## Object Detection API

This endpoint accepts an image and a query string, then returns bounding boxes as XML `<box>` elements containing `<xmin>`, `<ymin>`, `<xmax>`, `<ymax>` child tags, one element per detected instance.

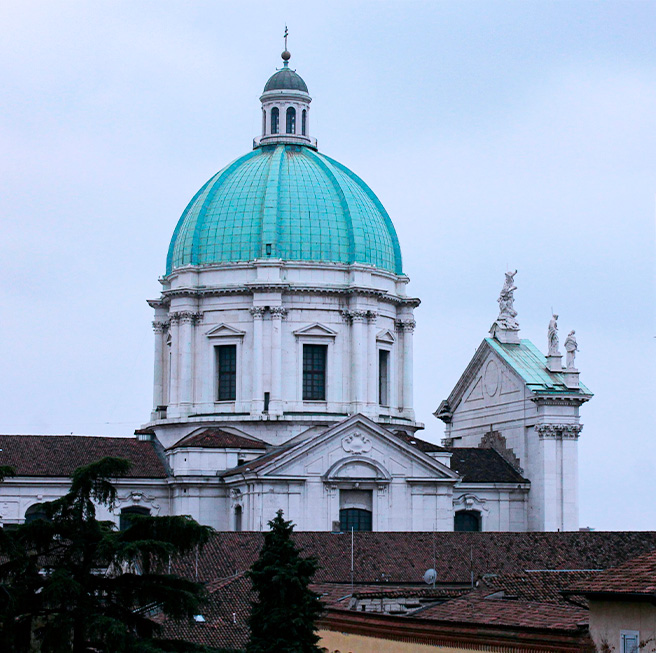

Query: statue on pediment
<box><xmin>564</xmin><ymin>330</ymin><xmax>578</xmax><ymax>369</ymax></box>
<box><xmin>548</xmin><ymin>314</ymin><xmax>560</xmax><ymax>356</ymax></box>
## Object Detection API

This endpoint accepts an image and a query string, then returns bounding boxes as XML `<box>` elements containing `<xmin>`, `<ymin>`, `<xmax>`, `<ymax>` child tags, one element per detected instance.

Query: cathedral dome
<box><xmin>263</xmin><ymin>67</ymin><xmax>308</xmax><ymax>93</ymax></box>
<box><xmin>166</xmin><ymin>144</ymin><xmax>403</xmax><ymax>275</ymax></box>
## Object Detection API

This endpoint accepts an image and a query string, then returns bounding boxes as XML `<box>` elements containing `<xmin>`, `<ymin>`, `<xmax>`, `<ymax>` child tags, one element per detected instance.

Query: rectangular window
<box><xmin>216</xmin><ymin>345</ymin><xmax>237</xmax><ymax>401</ymax></box>
<box><xmin>621</xmin><ymin>631</ymin><xmax>640</xmax><ymax>653</ymax></box>
<box><xmin>303</xmin><ymin>344</ymin><xmax>327</xmax><ymax>400</ymax></box>
<box><xmin>379</xmin><ymin>349</ymin><xmax>390</xmax><ymax>406</ymax></box>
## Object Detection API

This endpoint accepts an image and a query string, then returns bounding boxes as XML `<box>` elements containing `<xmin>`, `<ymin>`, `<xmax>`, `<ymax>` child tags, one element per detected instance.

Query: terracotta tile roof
<box><xmin>418</xmin><ymin>594</ymin><xmax>588</xmax><ymax>631</ymax></box>
<box><xmin>159</xmin><ymin>573</ymin><xmax>251</xmax><ymax>650</ymax></box>
<box><xmin>479</xmin><ymin>570</ymin><xmax>598</xmax><ymax>605</ymax></box>
<box><xmin>0</xmin><ymin>435</ymin><xmax>167</xmax><ymax>478</ymax></box>
<box><xmin>450</xmin><ymin>447</ymin><xmax>528</xmax><ymax>483</ymax></box>
<box><xmin>173</xmin><ymin>531</ymin><xmax>656</xmax><ymax>587</ymax></box>
<box><xmin>169</xmin><ymin>428</ymin><xmax>267</xmax><ymax>451</ymax></box>
<box><xmin>220</xmin><ymin>443</ymin><xmax>296</xmax><ymax>477</ymax></box>
<box><xmin>569</xmin><ymin>548</ymin><xmax>656</xmax><ymax>597</ymax></box>
<box><xmin>394</xmin><ymin>431</ymin><xmax>446</xmax><ymax>453</ymax></box>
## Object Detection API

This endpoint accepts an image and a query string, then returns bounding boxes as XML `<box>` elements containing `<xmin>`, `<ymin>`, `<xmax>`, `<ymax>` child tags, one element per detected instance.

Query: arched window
<box><xmin>262</xmin><ymin>109</ymin><xmax>266</xmax><ymax>135</ymax></box>
<box><xmin>339</xmin><ymin>508</ymin><xmax>372</xmax><ymax>532</ymax></box>
<box><xmin>120</xmin><ymin>505</ymin><xmax>150</xmax><ymax>531</ymax></box>
<box><xmin>301</xmin><ymin>109</ymin><xmax>307</xmax><ymax>136</ymax></box>
<box><xmin>234</xmin><ymin>505</ymin><xmax>242</xmax><ymax>532</ymax></box>
<box><xmin>286</xmin><ymin>107</ymin><xmax>296</xmax><ymax>134</ymax></box>
<box><xmin>454</xmin><ymin>510</ymin><xmax>481</xmax><ymax>532</ymax></box>
<box><xmin>25</xmin><ymin>503</ymin><xmax>48</xmax><ymax>524</ymax></box>
<box><xmin>271</xmin><ymin>107</ymin><xmax>279</xmax><ymax>134</ymax></box>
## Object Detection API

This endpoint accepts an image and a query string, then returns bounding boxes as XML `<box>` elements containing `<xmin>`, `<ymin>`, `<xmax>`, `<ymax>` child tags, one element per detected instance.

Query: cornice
<box><xmin>157</xmin><ymin>284</ymin><xmax>420</xmax><ymax>307</ymax></box>
<box><xmin>531</xmin><ymin>394</ymin><xmax>591</xmax><ymax>407</ymax></box>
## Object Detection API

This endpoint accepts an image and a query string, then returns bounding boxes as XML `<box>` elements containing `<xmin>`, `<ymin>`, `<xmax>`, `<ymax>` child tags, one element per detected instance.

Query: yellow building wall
<box><xmin>589</xmin><ymin>600</ymin><xmax>656</xmax><ymax>651</ymax></box>
<box><xmin>318</xmin><ymin>629</ymin><xmax>481</xmax><ymax>653</ymax></box>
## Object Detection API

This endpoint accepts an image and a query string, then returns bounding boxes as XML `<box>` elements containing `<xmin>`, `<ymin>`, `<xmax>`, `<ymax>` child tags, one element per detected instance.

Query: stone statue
<box><xmin>495</xmin><ymin>270</ymin><xmax>519</xmax><ymax>329</ymax></box>
<box><xmin>564</xmin><ymin>330</ymin><xmax>578</xmax><ymax>369</ymax></box>
<box><xmin>547</xmin><ymin>314</ymin><xmax>560</xmax><ymax>356</ymax></box>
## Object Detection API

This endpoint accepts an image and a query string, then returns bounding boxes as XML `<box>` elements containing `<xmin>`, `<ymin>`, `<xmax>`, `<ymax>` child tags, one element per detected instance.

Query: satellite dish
<box><xmin>423</xmin><ymin>568</ymin><xmax>437</xmax><ymax>585</ymax></box>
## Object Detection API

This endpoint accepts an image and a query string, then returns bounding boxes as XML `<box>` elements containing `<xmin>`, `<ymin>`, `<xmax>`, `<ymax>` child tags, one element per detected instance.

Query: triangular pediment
<box><xmin>293</xmin><ymin>323</ymin><xmax>338</xmax><ymax>338</ymax></box>
<box><xmin>242</xmin><ymin>415</ymin><xmax>459</xmax><ymax>482</ymax></box>
<box><xmin>376</xmin><ymin>329</ymin><xmax>396</xmax><ymax>344</ymax></box>
<box><xmin>205</xmin><ymin>323</ymin><xmax>246</xmax><ymax>338</ymax></box>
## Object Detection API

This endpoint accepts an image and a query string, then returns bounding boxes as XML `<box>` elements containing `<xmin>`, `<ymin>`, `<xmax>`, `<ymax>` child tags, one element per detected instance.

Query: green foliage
<box><xmin>246</xmin><ymin>510</ymin><xmax>323</xmax><ymax>653</ymax></box>
<box><xmin>0</xmin><ymin>456</ymin><xmax>216</xmax><ymax>653</ymax></box>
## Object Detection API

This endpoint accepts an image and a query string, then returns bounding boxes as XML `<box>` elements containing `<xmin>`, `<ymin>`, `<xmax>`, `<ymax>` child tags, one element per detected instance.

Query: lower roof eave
<box><xmin>319</xmin><ymin>609</ymin><xmax>590</xmax><ymax>651</ymax></box>
<box><xmin>456</xmin><ymin>481</ymin><xmax>531</xmax><ymax>491</ymax></box>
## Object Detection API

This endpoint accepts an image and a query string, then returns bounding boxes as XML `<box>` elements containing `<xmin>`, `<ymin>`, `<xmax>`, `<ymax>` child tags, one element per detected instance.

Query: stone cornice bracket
<box><xmin>269</xmin><ymin>306</ymin><xmax>288</xmax><ymax>320</ymax></box>
<box><xmin>152</xmin><ymin>320</ymin><xmax>168</xmax><ymax>333</ymax></box>
<box><xmin>531</xmin><ymin>395</ymin><xmax>591</xmax><ymax>407</ymax></box>
<box><xmin>395</xmin><ymin>319</ymin><xmax>416</xmax><ymax>333</ymax></box>
<box><xmin>249</xmin><ymin>306</ymin><xmax>266</xmax><ymax>319</ymax></box>
<box><xmin>535</xmin><ymin>423</ymin><xmax>583</xmax><ymax>439</ymax></box>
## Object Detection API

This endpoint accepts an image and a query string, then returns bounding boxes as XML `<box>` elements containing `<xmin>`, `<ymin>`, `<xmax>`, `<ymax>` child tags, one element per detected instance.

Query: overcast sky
<box><xmin>0</xmin><ymin>1</ymin><xmax>654</xmax><ymax>530</ymax></box>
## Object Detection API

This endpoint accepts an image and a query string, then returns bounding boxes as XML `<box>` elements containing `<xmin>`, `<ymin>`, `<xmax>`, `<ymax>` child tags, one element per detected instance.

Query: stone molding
<box><xmin>159</xmin><ymin>285</ymin><xmax>421</xmax><ymax>308</ymax></box>
<box><xmin>535</xmin><ymin>423</ymin><xmax>583</xmax><ymax>439</ymax></box>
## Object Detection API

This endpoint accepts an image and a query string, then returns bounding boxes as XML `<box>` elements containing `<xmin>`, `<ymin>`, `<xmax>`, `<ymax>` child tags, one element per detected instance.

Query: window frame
<box><xmin>286</xmin><ymin>106</ymin><xmax>296</xmax><ymax>134</ymax></box>
<box><xmin>621</xmin><ymin>631</ymin><xmax>641</xmax><ymax>653</ymax></box>
<box><xmin>302</xmin><ymin>343</ymin><xmax>327</xmax><ymax>401</ymax></box>
<box><xmin>378</xmin><ymin>348</ymin><xmax>391</xmax><ymax>406</ymax></box>
<box><xmin>216</xmin><ymin>344</ymin><xmax>237</xmax><ymax>402</ymax></box>
<box><xmin>301</xmin><ymin>109</ymin><xmax>307</xmax><ymax>136</ymax></box>
<box><xmin>119</xmin><ymin>505</ymin><xmax>150</xmax><ymax>531</ymax></box>
<box><xmin>339</xmin><ymin>508</ymin><xmax>373</xmax><ymax>532</ymax></box>
<box><xmin>454</xmin><ymin>510</ymin><xmax>482</xmax><ymax>532</ymax></box>
<box><xmin>271</xmin><ymin>107</ymin><xmax>279</xmax><ymax>134</ymax></box>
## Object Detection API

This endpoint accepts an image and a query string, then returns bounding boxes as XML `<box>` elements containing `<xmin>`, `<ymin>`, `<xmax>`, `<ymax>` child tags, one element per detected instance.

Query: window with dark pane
<box><xmin>271</xmin><ymin>107</ymin><xmax>279</xmax><ymax>134</ymax></box>
<box><xmin>301</xmin><ymin>109</ymin><xmax>307</xmax><ymax>135</ymax></box>
<box><xmin>217</xmin><ymin>344</ymin><xmax>237</xmax><ymax>401</ymax></box>
<box><xmin>286</xmin><ymin>107</ymin><xmax>296</xmax><ymax>134</ymax></box>
<box><xmin>25</xmin><ymin>503</ymin><xmax>49</xmax><ymax>524</ymax></box>
<box><xmin>120</xmin><ymin>506</ymin><xmax>150</xmax><ymax>531</ymax></box>
<box><xmin>454</xmin><ymin>510</ymin><xmax>481</xmax><ymax>532</ymax></box>
<box><xmin>339</xmin><ymin>508</ymin><xmax>372</xmax><ymax>532</ymax></box>
<box><xmin>303</xmin><ymin>344</ymin><xmax>327</xmax><ymax>400</ymax></box>
<box><xmin>262</xmin><ymin>109</ymin><xmax>266</xmax><ymax>134</ymax></box>
<box><xmin>379</xmin><ymin>349</ymin><xmax>390</xmax><ymax>406</ymax></box>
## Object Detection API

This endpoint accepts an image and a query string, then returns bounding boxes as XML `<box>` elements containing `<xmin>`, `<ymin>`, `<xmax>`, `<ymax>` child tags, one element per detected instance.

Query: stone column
<box><xmin>151</xmin><ymin>321</ymin><xmax>167</xmax><ymax>416</ymax></box>
<box><xmin>350</xmin><ymin>310</ymin><xmax>368</xmax><ymax>413</ymax></box>
<box><xmin>367</xmin><ymin>311</ymin><xmax>378</xmax><ymax>413</ymax></box>
<box><xmin>168</xmin><ymin>314</ymin><xmax>180</xmax><ymax>414</ymax></box>
<box><xmin>250</xmin><ymin>307</ymin><xmax>266</xmax><ymax>415</ymax></box>
<box><xmin>397</xmin><ymin>319</ymin><xmax>416</xmax><ymax>417</ymax></box>
<box><xmin>178</xmin><ymin>312</ymin><xmax>195</xmax><ymax>415</ymax></box>
<box><xmin>269</xmin><ymin>306</ymin><xmax>287</xmax><ymax>416</ymax></box>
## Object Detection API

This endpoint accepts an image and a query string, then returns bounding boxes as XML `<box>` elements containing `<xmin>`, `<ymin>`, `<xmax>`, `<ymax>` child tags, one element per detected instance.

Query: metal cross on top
<box><xmin>284</xmin><ymin>25</ymin><xmax>288</xmax><ymax>50</ymax></box>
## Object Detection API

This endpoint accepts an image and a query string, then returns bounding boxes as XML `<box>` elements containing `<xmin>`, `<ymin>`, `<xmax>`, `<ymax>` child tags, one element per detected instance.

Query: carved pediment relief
<box><xmin>324</xmin><ymin>457</ymin><xmax>391</xmax><ymax>482</ymax></box>
<box><xmin>205</xmin><ymin>323</ymin><xmax>246</xmax><ymax>338</ymax></box>
<box><xmin>293</xmin><ymin>323</ymin><xmax>338</xmax><ymax>338</ymax></box>
<box><xmin>465</xmin><ymin>377</ymin><xmax>484</xmax><ymax>402</ymax></box>
<box><xmin>341</xmin><ymin>432</ymin><xmax>372</xmax><ymax>454</ymax></box>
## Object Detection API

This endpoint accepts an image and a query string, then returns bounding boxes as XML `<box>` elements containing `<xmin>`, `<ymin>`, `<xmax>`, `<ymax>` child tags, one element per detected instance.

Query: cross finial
<box><xmin>281</xmin><ymin>25</ymin><xmax>291</xmax><ymax>65</ymax></box>
<box><xmin>284</xmin><ymin>25</ymin><xmax>288</xmax><ymax>50</ymax></box>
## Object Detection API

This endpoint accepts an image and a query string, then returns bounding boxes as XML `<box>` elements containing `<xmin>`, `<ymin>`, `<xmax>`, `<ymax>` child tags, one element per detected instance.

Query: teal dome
<box><xmin>263</xmin><ymin>67</ymin><xmax>308</xmax><ymax>93</ymax></box>
<box><xmin>166</xmin><ymin>144</ymin><xmax>403</xmax><ymax>275</ymax></box>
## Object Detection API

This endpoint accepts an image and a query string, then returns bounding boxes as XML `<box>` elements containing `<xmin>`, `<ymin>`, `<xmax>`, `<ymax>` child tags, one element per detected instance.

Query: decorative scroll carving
<box><xmin>249</xmin><ymin>307</ymin><xmax>266</xmax><ymax>318</ymax></box>
<box><xmin>341</xmin><ymin>432</ymin><xmax>373</xmax><ymax>454</ymax></box>
<box><xmin>152</xmin><ymin>321</ymin><xmax>168</xmax><ymax>333</ymax></box>
<box><xmin>170</xmin><ymin>311</ymin><xmax>202</xmax><ymax>325</ymax></box>
<box><xmin>535</xmin><ymin>423</ymin><xmax>583</xmax><ymax>439</ymax></box>
<box><xmin>269</xmin><ymin>306</ymin><xmax>288</xmax><ymax>319</ymax></box>
<box><xmin>395</xmin><ymin>319</ymin><xmax>416</xmax><ymax>333</ymax></box>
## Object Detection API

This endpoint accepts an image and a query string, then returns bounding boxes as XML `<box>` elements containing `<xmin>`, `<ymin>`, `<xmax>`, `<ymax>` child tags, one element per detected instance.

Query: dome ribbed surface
<box><xmin>166</xmin><ymin>145</ymin><xmax>403</xmax><ymax>275</ymax></box>
<box><xmin>263</xmin><ymin>67</ymin><xmax>309</xmax><ymax>93</ymax></box>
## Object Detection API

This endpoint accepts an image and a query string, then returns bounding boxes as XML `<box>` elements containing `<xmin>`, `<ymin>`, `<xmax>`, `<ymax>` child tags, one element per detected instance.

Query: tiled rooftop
<box><xmin>169</xmin><ymin>428</ymin><xmax>267</xmax><ymax>451</ymax></box>
<box><xmin>449</xmin><ymin>447</ymin><xmax>528</xmax><ymax>484</ymax></box>
<box><xmin>0</xmin><ymin>435</ymin><xmax>167</xmax><ymax>478</ymax></box>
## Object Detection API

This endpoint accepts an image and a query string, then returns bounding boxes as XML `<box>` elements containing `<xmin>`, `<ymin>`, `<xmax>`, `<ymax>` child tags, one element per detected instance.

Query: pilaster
<box><xmin>250</xmin><ymin>307</ymin><xmax>266</xmax><ymax>415</ymax></box>
<box><xmin>396</xmin><ymin>318</ymin><xmax>416</xmax><ymax>418</ymax></box>
<box><xmin>269</xmin><ymin>306</ymin><xmax>287</xmax><ymax>416</ymax></box>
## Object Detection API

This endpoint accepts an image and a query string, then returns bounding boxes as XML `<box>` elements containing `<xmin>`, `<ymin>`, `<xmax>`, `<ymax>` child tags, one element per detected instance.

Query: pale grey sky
<box><xmin>0</xmin><ymin>1</ymin><xmax>654</xmax><ymax>530</ymax></box>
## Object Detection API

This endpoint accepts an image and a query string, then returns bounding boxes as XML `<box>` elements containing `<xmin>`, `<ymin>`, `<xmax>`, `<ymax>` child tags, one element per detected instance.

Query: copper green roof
<box><xmin>263</xmin><ymin>66</ymin><xmax>308</xmax><ymax>93</ymax></box>
<box><xmin>166</xmin><ymin>144</ymin><xmax>403</xmax><ymax>275</ymax></box>
<box><xmin>485</xmin><ymin>338</ymin><xmax>592</xmax><ymax>395</ymax></box>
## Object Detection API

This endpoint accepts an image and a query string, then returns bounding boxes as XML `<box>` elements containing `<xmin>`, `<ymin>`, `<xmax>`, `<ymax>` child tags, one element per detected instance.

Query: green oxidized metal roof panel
<box><xmin>263</xmin><ymin>68</ymin><xmax>309</xmax><ymax>93</ymax></box>
<box><xmin>166</xmin><ymin>144</ymin><xmax>403</xmax><ymax>275</ymax></box>
<box><xmin>485</xmin><ymin>338</ymin><xmax>592</xmax><ymax>395</ymax></box>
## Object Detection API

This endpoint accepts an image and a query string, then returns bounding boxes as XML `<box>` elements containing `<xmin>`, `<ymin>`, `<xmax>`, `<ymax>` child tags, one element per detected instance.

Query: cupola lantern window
<box><xmin>271</xmin><ymin>107</ymin><xmax>279</xmax><ymax>134</ymax></box>
<box><xmin>286</xmin><ymin>107</ymin><xmax>296</xmax><ymax>134</ymax></box>
<box><xmin>301</xmin><ymin>109</ymin><xmax>307</xmax><ymax>136</ymax></box>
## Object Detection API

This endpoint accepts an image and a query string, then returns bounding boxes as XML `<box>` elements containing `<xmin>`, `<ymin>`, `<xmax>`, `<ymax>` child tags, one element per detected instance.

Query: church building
<box><xmin>0</xmin><ymin>48</ymin><xmax>591</xmax><ymax>534</ymax></box>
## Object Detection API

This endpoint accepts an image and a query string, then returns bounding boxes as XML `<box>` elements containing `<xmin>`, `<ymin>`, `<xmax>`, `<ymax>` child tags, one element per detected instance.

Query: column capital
<box><xmin>249</xmin><ymin>306</ymin><xmax>266</xmax><ymax>319</ymax></box>
<box><xmin>366</xmin><ymin>310</ymin><xmax>378</xmax><ymax>322</ymax></box>
<box><xmin>171</xmin><ymin>311</ymin><xmax>202</xmax><ymax>325</ymax></box>
<box><xmin>349</xmin><ymin>309</ymin><xmax>369</xmax><ymax>323</ymax></box>
<box><xmin>395</xmin><ymin>318</ymin><xmax>416</xmax><ymax>332</ymax></box>
<box><xmin>270</xmin><ymin>306</ymin><xmax>288</xmax><ymax>320</ymax></box>
<box><xmin>535</xmin><ymin>423</ymin><xmax>583</xmax><ymax>439</ymax></box>
<box><xmin>152</xmin><ymin>320</ymin><xmax>168</xmax><ymax>334</ymax></box>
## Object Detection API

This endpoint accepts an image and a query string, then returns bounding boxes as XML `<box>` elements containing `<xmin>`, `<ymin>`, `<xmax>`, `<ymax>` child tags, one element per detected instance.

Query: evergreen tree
<box><xmin>0</xmin><ymin>456</ymin><xmax>216</xmax><ymax>653</ymax></box>
<box><xmin>246</xmin><ymin>510</ymin><xmax>323</xmax><ymax>653</ymax></box>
